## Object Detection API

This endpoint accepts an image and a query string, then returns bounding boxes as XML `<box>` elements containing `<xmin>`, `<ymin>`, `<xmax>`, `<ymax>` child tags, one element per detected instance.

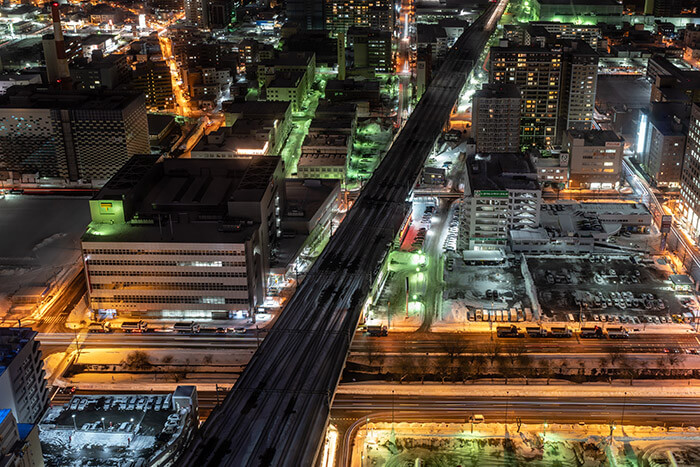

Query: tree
<box><xmin>363</xmin><ymin>339</ymin><xmax>380</xmax><ymax>366</ymax></box>
<box><xmin>486</xmin><ymin>341</ymin><xmax>502</xmax><ymax>365</ymax></box>
<box><xmin>537</xmin><ymin>359</ymin><xmax>553</xmax><ymax>385</ymax></box>
<box><xmin>161</xmin><ymin>355</ymin><xmax>174</xmax><ymax>365</ymax></box>
<box><xmin>435</xmin><ymin>356</ymin><xmax>453</xmax><ymax>383</ymax></box>
<box><xmin>203</xmin><ymin>354</ymin><xmax>213</xmax><ymax>364</ymax></box>
<box><xmin>124</xmin><ymin>351</ymin><xmax>150</xmax><ymax>370</ymax></box>
<box><xmin>397</xmin><ymin>355</ymin><xmax>416</xmax><ymax>383</ymax></box>
<box><xmin>439</xmin><ymin>333</ymin><xmax>468</xmax><ymax>363</ymax></box>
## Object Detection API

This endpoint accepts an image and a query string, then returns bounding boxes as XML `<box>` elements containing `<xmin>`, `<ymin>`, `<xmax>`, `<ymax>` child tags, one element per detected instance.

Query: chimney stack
<box><xmin>49</xmin><ymin>2</ymin><xmax>70</xmax><ymax>82</ymax></box>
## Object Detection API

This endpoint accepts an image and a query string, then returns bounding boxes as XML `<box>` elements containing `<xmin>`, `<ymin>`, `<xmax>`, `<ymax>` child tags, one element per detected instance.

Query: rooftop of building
<box><xmin>315</xmin><ymin>100</ymin><xmax>357</xmax><ymax>117</ymax></box>
<box><xmin>566</xmin><ymin>129</ymin><xmax>624</xmax><ymax>146</ymax></box>
<box><xmin>325</xmin><ymin>79</ymin><xmax>380</xmax><ymax>92</ymax></box>
<box><xmin>40</xmin><ymin>389</ymin><xmax>195</xmax><ymax>467</ymax></box>
<box><xmin>84</xmin><ymin>155</ymin><xmax>281</xmax><ymax>244</ymax></box>
<box><xmin>222</xmin><ymin>100</ymin><xmax>291</xmax><ymax>117</ymax></box>
<box><xmin>538</xmin><ymin>201</ymin><xmax>650</xmax><ymax>239</ymax></box>
<box><xmin>268</xmin><ymin>72</ymin><xmax>304</xmax><ymax>88</ymax></box>
<box><xmin>0</xmin><ymin>85</ymin><xmax>142</xmax><ymax>111</ymax></box>
<box><xmin>82</xmin><ymin>34</ymin><xmax>116</xmax><ymax>46</ymax></box>
<box><xmin>0</xmin><ymin>328</ymin><xmax>37</xmax><ymax>377</ymax></box>
<box><xmin>298</xmin><ymin>153</ymin><xmax>347</xmax><ymax>167</ymax></box>
<box><xmin>283</xmin><ymin>179</ymin><xmax>340</xmax><ymax>222</ymax></box>
<box><xmin>261</xmin><ymin>51</ymin><xmax>314</xmax><ymax>67</ymax></box>
<box><xmin>303</xmin><ymin>134</ymin><xmax>348</xmax><ymax>147</ymax></box>
<box><xmin>466</xmin><ymin>153</ymin><xmax>539</xmax><ymax>192</ymax></box>
<box><xmin>0</xmin><ymin>72</ymin><xmax>42</xmax><ymax>82</ymax></box>
<box><xmin>647</xmin><ymin>102</ymin><xmax>689</xmax><ymax>136</ymax></box>
<box><xmin>474</xmin><ymin>83</ymin><xmax>521</xmax><ymax>100</ymax></box>
<box><xmin>536</xmin><ymin>0</ymin><xmax>620</xmax><ymax>5</ymax></box>
<box><xmin>147</xmin><ymin>114</ymin><xmax>176</xmax><ymax>136</ymax></box>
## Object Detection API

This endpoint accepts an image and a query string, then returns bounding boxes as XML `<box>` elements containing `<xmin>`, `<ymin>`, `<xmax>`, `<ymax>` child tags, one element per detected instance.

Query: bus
<box><xmin>580</xmin><ymin>325</ymin><xmax>604</xmax><ymax>338</ymax></box>
<box><xmin>606</xmin><ymin>326</ymin><xmax>629</xmax><ymax>339</ymax></box>
<box><xmin>496</xmin><ymin>325</ymin><xmax>521</xmax><ymax>337</ymax></box>
<box><xmin>548</xmin><ymin>326</ymin><xmax>572</xmax><ymax>338</ymax></box>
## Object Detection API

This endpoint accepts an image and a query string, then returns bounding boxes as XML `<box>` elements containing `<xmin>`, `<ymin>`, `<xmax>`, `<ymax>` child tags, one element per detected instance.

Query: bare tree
<box><xmin>537</xmin><ymin>359</ymin><xmax>553</xmax><ymax>385</ymax></box>
<box><xmin>363</xmin><ymin>339</ymin><xmax>380</xmax><ymax>366</ymax></box>
<box><xmin>123</xmin><ymin>351</ymin><xmax>150</xmax><ymax>370</ymax></box>
<box><xmin>486</xmin><ymin>341</ymin><xmax>502</xmax><ymax>365</ymax></box>
<box><xmin>397</xmin><ymin>355</ymin><xmax>416</xmax><ymax>383</ymax></box>
<box><xmin>435</xmin><ymin>356</ymin><xmax>453</xmax><ymax>383</ymax></box>
<box><xmin>439</xmin><ymin>333</ymin><xmax>468</xmax><ymax>363</ymax></box>
<box><xmin>161</xmin><ymin>354</ymin><xmax>174</xmax><ymax>365</ymax></box>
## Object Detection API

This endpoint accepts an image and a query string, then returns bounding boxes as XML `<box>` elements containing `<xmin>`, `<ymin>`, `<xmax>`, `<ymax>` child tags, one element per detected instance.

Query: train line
<box><xmin>177</xmin><ymin>2</ymin><xmax>508</xmax><ymax>465</ymax></box>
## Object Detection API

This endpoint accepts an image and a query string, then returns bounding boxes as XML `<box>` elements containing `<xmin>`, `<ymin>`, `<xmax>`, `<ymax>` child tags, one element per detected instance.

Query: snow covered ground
<box><xmin>0</xmin><ymin>195</ymin><xmax>90</xmax><ymax>317</ymax></box>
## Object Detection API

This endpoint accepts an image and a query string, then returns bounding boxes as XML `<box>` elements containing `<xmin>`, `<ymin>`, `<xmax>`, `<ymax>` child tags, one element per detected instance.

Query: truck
<box><xmin>121</xmin><ymin>320</ymin><xmax>148</xmax><ymax>333</ymax></box>
<box><xmin>173</xmin><ymin>322</ymin><xmax>201</xmax><ymax>334</ymax></box>
<box><xmin>526</xmin><ymin>326</ymin><xmax>546</xmax><ymax>337</ymax></box>
<box><xmin>606</xmin><ymin>326</ymin><xmax>629</xmax><ymax>339</ymax></box>
<box><xmin>548</xmin><ymin>326</ymin><xmax>572</xmax><ymax>338</ymax></box>
<box><xmin>580</xmin><ymin>325</ymin><xmax>604</xmax><ymax>338</ymax></box>
<box><xmin>88</xmin><ymin>322</ymin><xmax>112</xmax><ymax>333</ymax></box>
<box><xmin>365</xmin><ymin>321</ymin><xmax>388</xmax><ymax>337</ymax></box>
<box><xmin>496</xmin><ymin>325</ymin><xmax>521</xmax><ymax>338</ymax></box>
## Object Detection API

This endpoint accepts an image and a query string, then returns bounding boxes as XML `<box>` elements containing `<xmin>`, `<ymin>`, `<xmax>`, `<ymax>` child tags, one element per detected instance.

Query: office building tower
<box><xmin>0</xmin><ymin>86</ymin><xmax>149</xmax><ymax>182</ymax></box>
<box><xmin>472</xmin><ymin>83</ymin><xmax>521</xmax><ymax>153</ymax></box>
<box><xmin>564</xmin><ymin>129</ymin><xmax>624</xmax><ymax>189</ymax></box>
<box><xmin>0</xmin><ymin>328</ymin><xmax>49</xmax><ymax>425</ymax></box>
<box><xmin>637</xmin><ymin>103</ymin><xmax>688</xmax><ymax>188</ymax></box>
<box><xmin>459</xmin><ymin>153</ymin><xmax>541</xmax><ymax>251</ymax></box>
<box><xmin>679</xmin><ymin>103</ymin><xmax>700</xmax><ymax>239</ymax></box>
<box><xmin>557</xmin><ymin>41</ymin><xmax>598</xmax><ymax>137</ymax></box>
<box><xmin>82</xmin><ymin>155</ymin><xmax>283</xmax><ymax>320</ymax></box>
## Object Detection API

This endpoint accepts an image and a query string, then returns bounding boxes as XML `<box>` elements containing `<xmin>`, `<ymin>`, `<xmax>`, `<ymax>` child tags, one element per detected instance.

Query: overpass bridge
<box><xmin>176</xmin><ymin>2</ymin><xmax>508</xmax><ymax>465</ymax></box>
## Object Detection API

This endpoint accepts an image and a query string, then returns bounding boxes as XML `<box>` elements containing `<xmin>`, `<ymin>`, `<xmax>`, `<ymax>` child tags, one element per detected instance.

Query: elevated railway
<box><xmin>177</xmin><ymin>2</ymin><xmax>508</xmax><ymax>465</ymax></box>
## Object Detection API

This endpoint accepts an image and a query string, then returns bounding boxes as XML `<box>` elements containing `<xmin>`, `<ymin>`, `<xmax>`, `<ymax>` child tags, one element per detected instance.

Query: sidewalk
<box><xmin>336</xmin><ymin>380</ymin><xmax>700</xmax><ymax>398</ymax></box>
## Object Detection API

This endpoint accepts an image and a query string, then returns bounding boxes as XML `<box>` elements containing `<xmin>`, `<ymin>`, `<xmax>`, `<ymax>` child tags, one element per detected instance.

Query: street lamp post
<box><xmin>101</xmin><ymin>417</ymin><xmax>106</xmax><ymax>431</ymax></box>
<box><xmin>72</xmin><ymin>414</ymin><xmax>77</xmax><ymax>431</ymax></box>
<box><xmin>620</xmin><ymin>391</ymin><xmax>627</xmax><ymax>436</ymax></box>
<box><xmin>504</xmin><ymin>391</ymin><xmax>509</xmax><ymax>433</ymax></box>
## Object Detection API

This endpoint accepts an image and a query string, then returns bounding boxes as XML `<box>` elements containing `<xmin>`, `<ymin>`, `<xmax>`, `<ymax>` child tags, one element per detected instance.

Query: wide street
<box><xmin>36</xmin><ymin>329</ymin><xmax>700</xmax><ymax>357</ymax></box>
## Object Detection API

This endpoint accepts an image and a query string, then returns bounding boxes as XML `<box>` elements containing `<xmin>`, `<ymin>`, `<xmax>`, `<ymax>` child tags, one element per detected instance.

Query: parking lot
<box><xmin>530</xmin><ymin>256</ymin><xmax>696</xmax><ymax>324</ymax></box>
<box><xmin>443</xmin><ymin>256</ymin><xmax>531</xmax><ymax>316</ymax></box>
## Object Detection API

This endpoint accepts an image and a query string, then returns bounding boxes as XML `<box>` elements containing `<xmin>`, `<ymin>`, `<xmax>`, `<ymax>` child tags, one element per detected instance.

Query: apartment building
<box><xmin>0</xmin><ymin>328</ymin><xmax>49</xmax><ymax>425</ymax></box>
<box><xmin>679</xmin><ymin>103</ymin><xmax>700</xmax><ymax>240</ymax></box>
<box><xmin>472</xmin><ymin>83</ymin><xmax>521</xmax><ymax>153</ymax></box>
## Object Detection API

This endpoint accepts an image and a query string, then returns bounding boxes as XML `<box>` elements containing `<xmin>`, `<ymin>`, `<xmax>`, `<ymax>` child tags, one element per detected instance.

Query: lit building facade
<box><xmin>679</xmin><ymin>103</ymin><xmax>700</xmax><ymax>239</ymax></box>
<box><xmin>472</xmin><ymin>83</ymin><xmax>521</xmax><ymax>153</ymax></box>
<box><xmin>564</xmin><ymin>129</ymin><xmax>624</xmax><ymax>189</ymax></box>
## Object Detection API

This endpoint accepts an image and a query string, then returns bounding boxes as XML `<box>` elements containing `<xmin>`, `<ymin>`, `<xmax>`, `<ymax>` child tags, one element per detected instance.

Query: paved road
<box><xmin>35</xmin><ymin>270</ymin><xmax>86</xmax><ymax>334</ymax></box>
<box><xmin>52</xmin><ymin>389</ymin><xmax>699</xmax><ymax>428</ymax></box>
<box><xmin>36</xmin><ymin>329</ymin><xmax>700</xmax><ymax>358</ymax></box>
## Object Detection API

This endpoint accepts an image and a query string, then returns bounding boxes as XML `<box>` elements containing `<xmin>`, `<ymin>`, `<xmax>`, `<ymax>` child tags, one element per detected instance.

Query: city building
<box><xmin>0</xmin><ymin>328</ymin><xmax>49</xmax><ymax>425</ymax></box>
<box><xmin>533</xmin><ymin>0</ymin><xmax>623</xmax><ymax>22</ymax></box>
<box><xmin>458</xmin><ymin>153</ymin><xmax>541</xmax><ymax>251</ymax></box>
<box><xmin>490</xmin><ymin>40</ymin><xmax>598</xmax><ymax>147</ymax></box>
<box><xmin>297</xmin><ymin>153</ymin><xmax>347</xmax><ymax>179</ymax></box>
<box><xmin>0</xmin><ymin>409</ymin><xmax>43</xmax><ymax>467</ymax></box>
<box><xmin>0</xmin><ymin>73</ymin><xmax>41</xmax><ymax>95</ymax></box>
<box><xmin>71</xmin><ymin>54</ymin><xmax>130</xmax><ymax>91</ymax></box>
<box><xmin>82</xmin><ymin>154</ymin><xmax>283</xmax><ymax>319</ymax></box>
<box><xmin>286</xmin><ymin>0</ymin><xmax>325</xmax><ymax>30</ymax></box>
<box><xmin>346</xmin><ymin>27</ymin><xmax>392</xmax><ymax>73</ymax></box>
<box><xmin>472</xmin><ymin>83</ymin><xmax>521</xmax><ymax>153</ymax></box>
<box><xmin>679</xmin><ymin>103</ymin><xmax>700</xmax><ymax>240</ymax></box>
<box><xmin>131</xmin><ymin>60</ymin><xmax>174</xmax><ymax>110</ymax></box>
<box><xmin>647</xmin><ymin>55</ymin><xmax>700</xmax><ymax>104</ymax></box>
<box><xmin>185</xmin><ymin>0</ymin><xmax>209</xmax><ymax>28</ymax></box>
<box><xmin>527</xmin><ymin>22</ymin><xmax>600</xmax><ymax>49</ymax></box>
<box><xmin>511</xmin><ymin>201</ymin><xmax>652</xmax><ymax>254</ymax></box>
<box><xmin>0</xmin><ymin>86</ymin><xmax>149</xmax><ymax>183</ymax></box>
<box><xmin>39</xmin><ymin>386</ymin><xmax>197</xmax><ymax>466</ymax></box>
<box><xmin>148</xmin><ymin>114</ymin><xmax>178</xmax><ymax>147</ymax></box>
<box><xmin>264</xmin><ymin>72</ymin><xmax>305</xmax><ymax>111</ymax></box>
<box><xmin>221</xmin><ymin>101</ymin><xmax>292</xmax><ymax>152</ymax></box>
<box><xmin>191</xmin><ymin>119</ymin><xmax>275</xmax><ymax>157</ymax></box>
<box><xmin>637</xmin><ymin>102</ymin><xmax>688</xmax><ymax>188</ymax></box>
<box><xmin>532</xmin><ymin>150</ymin><xmax>569</xmax><ymax>185</ymax></box>
<box><xmin>323</xmin><ymin>0</ymin><xmax>394</xmax><ymax>35</ymax></box>
<box><xmin>81</xmin><ymin>34</ymin><xmax>117</xmax><ymax>59</ymax></box>
<box><xmin>564</xmin><ymin>129</ymin><xmax>624</xmax><ymax>189</ymax></box>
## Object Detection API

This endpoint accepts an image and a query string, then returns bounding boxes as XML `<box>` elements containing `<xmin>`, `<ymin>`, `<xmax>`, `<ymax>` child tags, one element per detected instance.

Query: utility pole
<box><xmin>504</xmin><ymin>391</ymin><xmax>509</xmax><ymax>436</ymax></box>
<box><xmin>620</xmin><ymin>391</ymin><xmax>627</xmax><ymax>436</ymax></box>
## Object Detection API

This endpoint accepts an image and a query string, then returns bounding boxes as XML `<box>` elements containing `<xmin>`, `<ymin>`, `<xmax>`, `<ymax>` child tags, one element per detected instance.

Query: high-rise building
<box><xmin>0</xmin><ymin>328</ymin><xmax>49</xmax><ymax>425</ymax></box>
<box><xmin>346</xmin><ymin>27</ymin><xmax>392</xmax><ymax>73</ymax></box>
<box><xmin>472</xmin><ymin>83</ymin><xmax>521</xmax><ymax>153</ymax></box>
<box><xmin>564</xmin><ymin>129</ymin><xmax>624</xmax><ymax>189</ymax></box>
<box><xmin>527</xmin><ymin>22</ymin><xmax>600</xmax><ymax>49</ymax></box>
<box><xmin>324</xmin><ymin>0</ymin><xmax>394</xmax><ymax>35</ymax></box>
<box><xmin>131</xmin><ymin>60</ymin><xmax>174</xmax><ymax>110</ymax></box>
<box><xmin>490</xmin><ymin>40</ymin><xmax>598</xmax><ymax>148</ymax></box>
<box><xmin>82</xmin><ymin>155</ymin><xmax>283</xmax><ymax>320</ymax></box>
<box><xmin>0</xmin><ymin>86</ymin><xmax>149</xmax><ymax>182</ymax></box>
<box><xmin>637</xmin><ymin>102</ymin><xmax>688</xmax><ymax>188</ymax></box>
<box><xmin>458</xmin><ymin>153</ymin><xmax>541</xmax><ymax>251</ymax></box>
<box><xmin>185</xmin><ymin>0</ymin><xmax>209</xmax><ymax>28</ymax></box>
<box><xmin>679</xmin><ymin>104</ymin><xmax>700</xmax><ymax>239</ymax></box>
<box><xmin>286</xmin><ymin>0</ymin><xmax>324</xmax><ymax>30</ymax></box>
<box><xmin>557</xmin><ymin>40</ymin><xmax>598</xmax><ymax>138</ymax></box>
<box><xmin>490</xmin><ymin>45</ymin><xmax>562</xmax><ymax>147</ymax></box>
<box><xmin>0</xmin><ymin>409</ymin><xmax>43</xmax><ymax>467</ymax></box>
